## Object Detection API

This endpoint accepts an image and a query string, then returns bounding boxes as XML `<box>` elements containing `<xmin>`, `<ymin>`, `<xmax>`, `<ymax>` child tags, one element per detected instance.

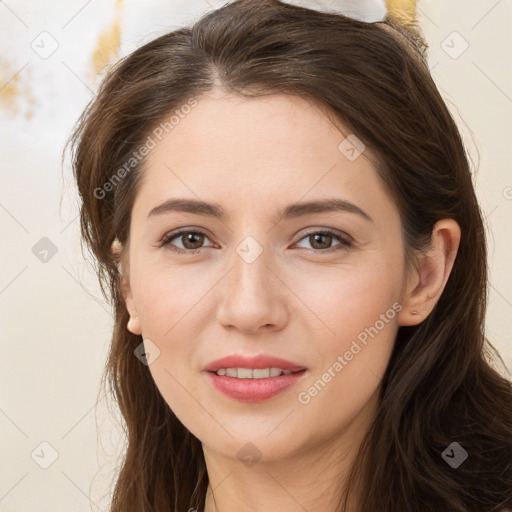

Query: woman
<box><xmin>66</xmin><ymin>0</ymin><xmax>512</xmax><ymax>510</ymax></box>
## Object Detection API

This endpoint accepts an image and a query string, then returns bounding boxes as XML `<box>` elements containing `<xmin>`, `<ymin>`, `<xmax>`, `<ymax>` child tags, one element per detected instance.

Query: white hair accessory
<box><xmin>279</xmin><ymin>0</ymin><xmax>387</xmax><ymax>23</ymax></box>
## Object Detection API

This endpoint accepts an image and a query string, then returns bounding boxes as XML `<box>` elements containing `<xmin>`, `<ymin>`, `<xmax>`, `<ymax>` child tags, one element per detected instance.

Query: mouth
<box><xmin>203</xmin><ymin>354</ymin><xmax>308</xmax><ymax>402</ymax></box>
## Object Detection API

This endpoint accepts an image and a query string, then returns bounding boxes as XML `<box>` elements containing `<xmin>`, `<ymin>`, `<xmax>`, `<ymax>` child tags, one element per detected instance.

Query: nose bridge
<box><xmin>216</xmin><ymin>231</ymin><xmax>287</xmax><ymax>332</ymax></box>
<box><xmin>230</xmin><ymin>233</ymin><xmax>276</xmax><ymax>303</ymax></box>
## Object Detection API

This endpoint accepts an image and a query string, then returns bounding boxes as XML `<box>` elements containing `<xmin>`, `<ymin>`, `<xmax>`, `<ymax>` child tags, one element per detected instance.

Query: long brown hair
<box><xmin>65</xmin><ymin>1</ymin><xmax>512</xmax><ymax>510</ymax></box>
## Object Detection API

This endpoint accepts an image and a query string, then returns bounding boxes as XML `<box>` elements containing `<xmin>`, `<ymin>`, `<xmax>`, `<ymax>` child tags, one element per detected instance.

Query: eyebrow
<box><xmin>147</xmin><ymin>198</ymin><xmax>374</xmax><ymax>223</ymax></box>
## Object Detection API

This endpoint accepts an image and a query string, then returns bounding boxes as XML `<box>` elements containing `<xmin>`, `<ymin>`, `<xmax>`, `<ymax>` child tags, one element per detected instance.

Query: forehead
<box><xmin>153</xmin><ymin>92</ymin><xmax>354</xmax><ymax>163</ymax></box>
<box><xmin>132</xmin><ymin>92</ymin><xmax>395</xmax><ymax>223</ymax></box>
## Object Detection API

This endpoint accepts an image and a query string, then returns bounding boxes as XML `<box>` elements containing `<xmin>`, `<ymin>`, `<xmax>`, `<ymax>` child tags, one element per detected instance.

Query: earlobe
<box><xmin>124</xmin><ymin>284</ymin><xmax>142</xmax><ymax>335</ymax></box>
<box><xmin>127</xmin><ymin>316</ymin><xmax>142</xmax><ymax>335</ymax></box>
<box><xmin>398</xmin><ymin>219</ymin><xmax>461</xmax><ymax>326</ymax></box>
<box><xmin>111</xmin><ymin>238</ymin><xmax>142</xmax><ymax>335</ymax></box>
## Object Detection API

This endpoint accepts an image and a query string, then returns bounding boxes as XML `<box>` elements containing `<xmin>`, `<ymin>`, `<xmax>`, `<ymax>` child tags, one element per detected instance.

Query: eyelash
<box><xmin>160</xmin><ymin>228</ymin><xmax>353</xmax><ymax>254</ymax></box>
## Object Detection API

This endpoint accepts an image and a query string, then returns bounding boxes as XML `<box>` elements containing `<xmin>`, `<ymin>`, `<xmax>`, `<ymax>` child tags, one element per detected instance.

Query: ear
<box><xmin>111</xmin><ymin>239</ymin><xmax>142</xmax><ymax>335</ymax></box>
<box><xmin>398</xmin><ymin>219</ymin><xmax>461</xmax><ymax>326</ymax></box>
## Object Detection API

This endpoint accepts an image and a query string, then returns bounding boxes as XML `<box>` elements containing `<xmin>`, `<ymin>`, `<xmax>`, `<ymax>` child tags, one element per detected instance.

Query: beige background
<box><xmin>1</xmin><ymin>0</ymin><xmax>510</xmax><ymax>510</ymax></box>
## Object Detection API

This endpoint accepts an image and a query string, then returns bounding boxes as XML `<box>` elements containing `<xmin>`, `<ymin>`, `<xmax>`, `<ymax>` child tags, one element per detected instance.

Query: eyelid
<box><xmin>296</xmin><ymin>227</ymin><xmax>353</xmax><ymax>243</ymax></box>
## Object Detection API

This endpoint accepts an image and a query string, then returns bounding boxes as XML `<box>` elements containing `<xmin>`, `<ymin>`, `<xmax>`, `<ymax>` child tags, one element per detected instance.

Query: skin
<box><xmin>115</xmin><ymin>90</ymin><xmax>460</xmax><ymax>512</ymax></box>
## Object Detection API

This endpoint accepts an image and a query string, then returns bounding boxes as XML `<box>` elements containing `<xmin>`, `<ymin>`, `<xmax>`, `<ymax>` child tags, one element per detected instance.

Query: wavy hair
<box><xmin>65</xmin><ymin>1</ymin><xmax>512</xmax><ymax>510</ymax></box>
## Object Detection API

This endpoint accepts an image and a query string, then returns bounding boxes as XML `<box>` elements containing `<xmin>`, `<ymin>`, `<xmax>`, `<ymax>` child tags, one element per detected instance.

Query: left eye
<box><xmin>295</xmin><ymin>231</ymin><xmax>352</xmax><ymax>251</ymax></box>
<box><xmin>161</xmin><ymin>229</ymin><xmax>352</xmax><ymax>253</ymax></box>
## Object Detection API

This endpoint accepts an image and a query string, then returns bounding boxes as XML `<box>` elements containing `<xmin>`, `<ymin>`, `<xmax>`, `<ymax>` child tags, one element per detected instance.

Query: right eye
<box><xmin>161</xmin><ymin>229</ymin><xmax>215</xmax><ymax>254</ymax></box>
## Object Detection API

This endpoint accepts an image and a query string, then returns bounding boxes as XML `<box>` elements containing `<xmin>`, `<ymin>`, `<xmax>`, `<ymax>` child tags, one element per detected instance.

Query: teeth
<box><xmin>253</xmin><ymin>368</ymin><xmax>270</xmax><ymax>378</ymax></box>
<box><xmin>237</xmin><ymin>368</ymin><xmax>253</xmax><ymax>379</ymax></box>
<box><xmin>215</xmin><ymin>367</ymin><xmax>293</xmax><ymax>378</ymax></box>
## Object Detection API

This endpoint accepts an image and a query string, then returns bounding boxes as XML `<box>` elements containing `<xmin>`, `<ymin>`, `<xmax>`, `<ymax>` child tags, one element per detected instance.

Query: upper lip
<box><xmin>203</xmin><ymin>354</ymin><xmax>306</xmax><ymax>373</ymax></box>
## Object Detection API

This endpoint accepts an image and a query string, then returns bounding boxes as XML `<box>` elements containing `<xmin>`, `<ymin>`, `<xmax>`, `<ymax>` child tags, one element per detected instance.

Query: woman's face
<box><xmin>122</xmin><ymin>91</ymin><xmax>412</xmax><ymax>462</ymax></box>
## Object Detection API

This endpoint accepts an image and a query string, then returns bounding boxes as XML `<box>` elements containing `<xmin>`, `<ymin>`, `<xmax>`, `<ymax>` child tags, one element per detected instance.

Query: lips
<box><xmin>206</xmin><ymin>370</ymin><xmax>307</xmax><ymax>402</ymax></box>
<box><xmin>203</xmin><ymin>354</ymin><xmax>306</xmax><ymax>373</ymax></box>
<box><xmin>203</xmin><ymin>354</ymin><xmax>308</xmax><ymax>402</ymax></box>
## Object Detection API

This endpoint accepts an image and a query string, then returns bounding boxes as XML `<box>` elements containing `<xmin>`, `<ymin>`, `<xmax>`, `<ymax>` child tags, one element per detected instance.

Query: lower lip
<box><xmin>205</xmin><ymin>370</ymin><xmax>307</xmax><ymax>402</ymax></box>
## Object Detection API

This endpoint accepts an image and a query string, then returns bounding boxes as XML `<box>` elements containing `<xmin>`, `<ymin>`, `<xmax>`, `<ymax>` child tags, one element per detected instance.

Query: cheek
<box><xmin>131</xmin><ymin>263</ymin><xmax>223</xmax><ymax>397</ymax></box>
<box><xmin>288</xmin><ymin>265</ymin><xmax>401</xmax><ymax>445</ymax></box>
<box><xmin>286</xmin><ymin>256</ymin><xmax>403</xmax><ymax>410</ymax></box>
<box><xmin>134</xmin><ymin>264</ymin><xmax>215</xmax><ymax>340</ymax></box>
<box><xmin>132</xmin><ymin>269</ymin><xmax>212</xmax><ymax>431</ymax></box>
<box><xmin>288</xmin><ymin>255</ymin><xmax>404</xmax><ymax>348</ymax></box>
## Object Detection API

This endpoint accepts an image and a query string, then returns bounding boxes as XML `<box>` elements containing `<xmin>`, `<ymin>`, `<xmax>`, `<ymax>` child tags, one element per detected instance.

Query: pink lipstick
<box><xmin>203</xmin><ymin>354</ymin><xmax>307</xmax><ymax>402</ymax></box>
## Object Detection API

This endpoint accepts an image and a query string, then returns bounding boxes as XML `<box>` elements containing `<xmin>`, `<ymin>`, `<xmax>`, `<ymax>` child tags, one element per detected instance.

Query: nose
<box><xmin>216</xmin><ymin>243</ymin><xmax>289</xmax><ymax>335</ymax></box>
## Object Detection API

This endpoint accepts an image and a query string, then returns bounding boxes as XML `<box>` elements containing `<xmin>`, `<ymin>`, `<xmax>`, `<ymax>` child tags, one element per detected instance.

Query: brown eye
<box><xmin>295</xmin><ymin>230</ymin><xmax>352</xmax><ymax>252</ymax></box>
<box><xmin>309</xmin><ymin>233</ymin><xmax>333</xmax><ymax>250</ymax></box>
<box><xmin>161</xmin><ymin>230</ymin><xmax>214</xmax><ymax>253</ymax></box>
<box><xmin>181</xmin><ymin>232</ymin><xmax>205</xmax><ymax>250</ymax></box>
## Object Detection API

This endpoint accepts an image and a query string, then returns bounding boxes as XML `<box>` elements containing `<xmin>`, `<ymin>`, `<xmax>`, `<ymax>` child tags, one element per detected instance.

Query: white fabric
<box><xmin>279</xmin><ymin>0</ymin><xmax>387</xmax><ymax>22</ymax></box>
